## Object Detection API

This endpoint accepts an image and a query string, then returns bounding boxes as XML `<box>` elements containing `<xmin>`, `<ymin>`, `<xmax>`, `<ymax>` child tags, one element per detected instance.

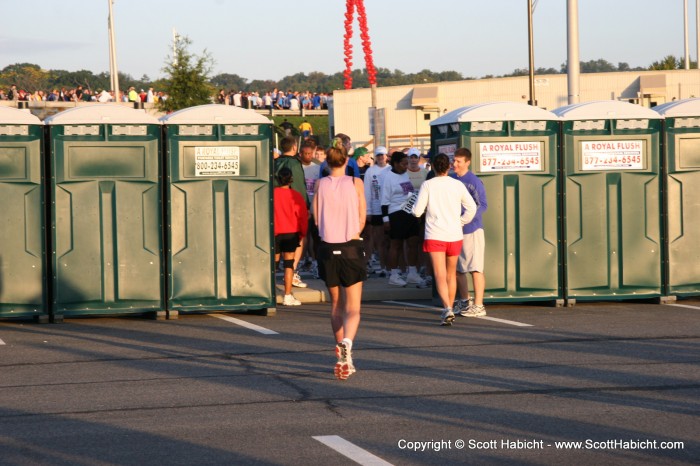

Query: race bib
<box><xmin>401</xmin><ymin>192</ymin><xmax>419</xmax><ymax>214</ymax></box>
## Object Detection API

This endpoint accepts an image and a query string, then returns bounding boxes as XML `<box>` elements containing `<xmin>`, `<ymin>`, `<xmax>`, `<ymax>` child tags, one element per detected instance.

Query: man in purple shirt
<box><xmin>451</xmin><ymin>148</ymin><xmax>488</xmax><ymax>317</ymax></box>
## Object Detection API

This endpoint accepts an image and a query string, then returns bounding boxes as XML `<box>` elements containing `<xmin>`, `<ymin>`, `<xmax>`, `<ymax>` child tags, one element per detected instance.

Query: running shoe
<box><xmin>282</xmin><ymin>294</ymin><xmax>302</xmax><ymax>306</ymax></box>
<box><xmin>455</xmin><ymin>298</ymin><xmax>474</xmax><ymax>316</ymax></box>
<box><xmin>461</xmin><ymin>304</ymin><xmax>486</xmax><ymax>317</ymax></box>
<box><xmin>440</xmin><ymin>309</ymin><xmax>455</xmax><ymax>326</ymax></box>
<box><xmin>292</xmin><ymin>273</ymin><xmax>308</xmax><ymax>288</ymax></box>
<box><xmin>388</xmin><ymin>273</ymin><xmax>407</xmax><ymax>287</ymax></box>
<box><xmin>334</xmin><ymin>342</ymin><xmax>356</xmax><ymax>380</ymax></box>
<box><xmin>406</xmin><ymin>272</ymin><xmax>428</xmax><ymax>288</ymax></box>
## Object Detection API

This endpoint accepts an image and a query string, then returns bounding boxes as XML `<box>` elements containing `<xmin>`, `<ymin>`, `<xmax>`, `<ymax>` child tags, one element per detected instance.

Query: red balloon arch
<box><xmin>343</xmin><ymin>0</ymin><xmax>377</xmax><ymax>89</ymax></box>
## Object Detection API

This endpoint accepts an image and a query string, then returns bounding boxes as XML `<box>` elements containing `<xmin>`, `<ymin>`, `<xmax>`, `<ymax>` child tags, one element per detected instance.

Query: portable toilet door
<box><xmin>45</xmin><ymin>105</ymin><xmax>164</xmax><ymax>320</ymax></box>
<box><xmin>0</xmin><ymin>107</ymin><xmax>48</xmax><ymax>321</ymax></box>
<box><xmin>160</xmin><ymin>105</ymin><xmax>276</xmax><ymax>317</ymax></box>
<box><xmin>554</xmin><ymin>100</ymin><xmax>665</xmax><ymax>304</ymax></box>
<box><xmin>654</xmin><ymin>98</ymin><xmax>700</xmax><ymax>298</ymax></box>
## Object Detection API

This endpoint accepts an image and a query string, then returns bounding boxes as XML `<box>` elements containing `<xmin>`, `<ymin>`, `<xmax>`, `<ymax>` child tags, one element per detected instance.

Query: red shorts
<box><xmin>423</xmin><ymin>239</ymin><xmax>462</xmax><ymax>256</ymax></box>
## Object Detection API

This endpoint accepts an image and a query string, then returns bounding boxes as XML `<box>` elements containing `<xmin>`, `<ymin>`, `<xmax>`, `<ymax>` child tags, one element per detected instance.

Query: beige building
<box><xmin>330</xmin><ymin>69</ymin><xmax>700</xmax><ymax>152</ymax></box>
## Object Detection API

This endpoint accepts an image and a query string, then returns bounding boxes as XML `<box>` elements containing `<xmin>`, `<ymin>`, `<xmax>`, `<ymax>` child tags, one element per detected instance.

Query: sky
<box><xmin>0</xmin><ymin>0</ymin><xmax>695</xmax><ymax>83</ymax></box>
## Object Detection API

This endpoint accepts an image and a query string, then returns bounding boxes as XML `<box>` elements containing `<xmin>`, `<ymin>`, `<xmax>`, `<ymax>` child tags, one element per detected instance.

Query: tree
<box><xmin>160</xmin><ymin>36</ymin><xmax>215</xmax><ymax>112</ymax></box>
<box><xmin>0</xmin><ymin>63</ymin><xmax>49</xmax><ymax>92</ymax></box>
<box><xmin>210</xmin><ymin>73</ymin><xmax>248</xmax><ymax>91</ymax></box>
<box><xmin>650</xmin><ymin>55</ymin><xmax>680</xmax><ymax>70</ymax></box>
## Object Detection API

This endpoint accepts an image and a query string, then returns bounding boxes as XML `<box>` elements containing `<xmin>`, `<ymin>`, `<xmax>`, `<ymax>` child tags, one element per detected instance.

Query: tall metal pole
<box><xmin>371</xmin><ymin>84</ymin><xmax>379</xmax><ymax>148</ymax></box>
<box><xmin>696</xmin><ymin>0</ymin><xmax>699</xmax><ymax>68</ymax></box>
<box><xmin>108</xmin><ymin>0</ymin><xmax>120</xmax><ymax>102</ymax></box>
<box><xmin>684</xmin><ymin>0</ymin><xmax>690</xmax><ymax>69</ymax></box>
<box><xmin>527</xmin><ymin>0</ymin><xmax>536</xmax><ymax>106</ymax></box>
<box><xmin>567</xmin><ymin>0</ymin><xmax>580</xmax><ymax>104</ymax></box>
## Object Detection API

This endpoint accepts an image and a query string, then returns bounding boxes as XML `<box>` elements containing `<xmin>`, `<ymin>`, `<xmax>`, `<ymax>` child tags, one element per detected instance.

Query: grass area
<box><xmin>270</xmin><ymin>115</ymin><xmax>330</xmax><ymax>148</ymax></box>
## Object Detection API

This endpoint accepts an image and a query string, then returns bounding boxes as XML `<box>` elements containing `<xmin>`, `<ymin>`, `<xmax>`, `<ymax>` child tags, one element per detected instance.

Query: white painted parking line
<box><xmin>383</xmin><ymin>300</ymin><xmax>441</xmax><ymax>310</ymax></box>
<box><xmin>210</xmin><ymin>314</ymin><xmax>279</xmax><ymax>335</ymax></box>
<box><xmin>478</xmin><ymin>316</ymin><xmax>533</xmax><ymax>327</ymax></box>
<box><xmin>668</xmin><ymin>303</ymin><xmax>700</xmax><ymax>310</ymax></box>
<box><xmin>313</xmin><ymin>435</ymin><xmax>393</xmax><ymax>466</ymax></box>
<box><xmin>383</xmin><ymin>300</ymin><xmax>533</xmax><ymax>327</ymax></box>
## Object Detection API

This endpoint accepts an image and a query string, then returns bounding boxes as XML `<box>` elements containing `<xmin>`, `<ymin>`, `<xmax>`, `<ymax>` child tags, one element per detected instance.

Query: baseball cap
<box><xmin>352</xmin><ymin>147</ymin><xmax>369</xmax><ymax>160</ymax></box>
<box><xmin>407</xmin><ymin>147</ymin><xmax>421</xmax><ymax>157</ymax></box>
<box><xmin>374</xmin><ymin>146</ymin><xmax>388</xmax><ymax>156</ymax></box>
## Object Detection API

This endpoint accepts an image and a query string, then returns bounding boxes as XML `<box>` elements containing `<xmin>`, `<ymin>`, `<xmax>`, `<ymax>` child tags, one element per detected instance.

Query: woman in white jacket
<box><xmin>411</xmin><ymin>153</ymin><xmax>477</xmax><ymax>326</ymax></box>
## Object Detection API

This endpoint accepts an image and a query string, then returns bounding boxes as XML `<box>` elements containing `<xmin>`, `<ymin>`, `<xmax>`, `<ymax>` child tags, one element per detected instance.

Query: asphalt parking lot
<box><xmin>1</xmin><ymin>298</ymin><xmax>698</xmax><ymax>465</ymax></box>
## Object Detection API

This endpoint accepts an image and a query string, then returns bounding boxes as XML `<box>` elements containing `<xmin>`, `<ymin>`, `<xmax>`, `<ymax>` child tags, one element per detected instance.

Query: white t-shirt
<box><xmin>302</xmin><ymin>162</ymin><xmax>321</xmax><ymax>205</ymax></box>
<box><xmin>363</xmin><ymin>164</ymin><xmax>390</xmax><ymax>215</ymax></box>
<box><xmin>407</xmin><ymin>167</ymin><xmax>429</xmax><ymax>191</ymax></box>
<box><xmin>381</xmin><ymin>171</ymin><xmax>415</xmax><ymax>215</ymax></box>
<box><xmin>411</xmin><ymin>175</ymin><xmax>477</xmax><ymax>242</ymax></box>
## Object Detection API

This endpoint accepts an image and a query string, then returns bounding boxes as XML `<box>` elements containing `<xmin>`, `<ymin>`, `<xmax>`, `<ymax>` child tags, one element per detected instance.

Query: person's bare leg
<box><xmin>472</xmin><ymin>271</ymin><xmax>485</xmax><ymax>306</ymax></box>
<box><xmin>456</xmin><ymin>272</ymin><xmax>471</xmax><ymax>301</ymax></box>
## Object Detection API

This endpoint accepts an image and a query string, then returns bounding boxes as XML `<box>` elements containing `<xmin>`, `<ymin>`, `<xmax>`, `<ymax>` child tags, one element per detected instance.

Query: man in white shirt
<box><xmin>363</xmin><ymin>146</ymin><xmax>391</xmax><ymax>276</ymax></box>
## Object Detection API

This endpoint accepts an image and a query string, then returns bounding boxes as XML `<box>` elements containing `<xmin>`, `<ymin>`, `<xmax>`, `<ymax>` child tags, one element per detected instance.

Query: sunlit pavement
<box><xmin>0</xmin><ymin>298</ymin><xmax>698</xmax><ymax>465</ymax></box>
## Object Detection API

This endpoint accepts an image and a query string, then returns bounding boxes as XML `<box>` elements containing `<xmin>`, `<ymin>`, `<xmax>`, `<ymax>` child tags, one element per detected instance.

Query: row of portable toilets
<box><xmin>0</xmin><ymin>104</ymin><xmax>275</xmax><ymax>322</ymax></box>
<box><xmin>0</xmin><ymin>99</ymin><xmax>699</xmax><ymax>322</ymax></box>
<box><xmin>431</xmin><ymin>99</ymin><xmax>700</xmax><ymax>307</ymax></box>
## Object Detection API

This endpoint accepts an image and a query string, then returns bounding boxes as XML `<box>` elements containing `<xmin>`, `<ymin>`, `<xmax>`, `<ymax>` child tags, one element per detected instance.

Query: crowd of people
<box><xmin>1</xmin><ymin>84</ymin><xmax>329</xmax><ymax>111</ymax></box>
<box><xmin>217</xmin><ymin>89</ymin><xmax>330</xmax><ymax>110</ymax></box>
<box><xmin>0</xmin><ymin>84</ymin><xmax>169</xmax><ymax>104</ymax></box>
<box><xmin>272</xmin><ymin>133</ymin><xmax>489</xmax><ymax>380</ymax></box>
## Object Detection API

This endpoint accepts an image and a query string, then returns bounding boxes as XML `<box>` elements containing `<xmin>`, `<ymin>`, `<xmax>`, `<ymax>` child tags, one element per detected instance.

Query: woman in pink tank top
<box><xmin>313</xmin><ymin>139</ymin><xmax>366</xmax><ymax>380</ymax></box>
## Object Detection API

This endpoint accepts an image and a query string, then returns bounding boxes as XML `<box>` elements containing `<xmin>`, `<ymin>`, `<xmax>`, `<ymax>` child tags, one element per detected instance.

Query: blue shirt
<box><xmin>451</xmin><ymin>170</ymin><xmax>487</xmax><ymax>234</ymax></box>
<box><xmin>319</xmin><ymin>158</ymin><xmax>361</xmax><ymax>178</ymax></box>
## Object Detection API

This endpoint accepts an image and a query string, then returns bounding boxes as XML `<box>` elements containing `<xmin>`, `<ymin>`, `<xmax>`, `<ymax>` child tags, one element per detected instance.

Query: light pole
<box><xmin>108</xmin><ymin>0</ymin><xmax>120</xmax><ymax>102</ymax></box>
<box><xmin>527</xmin><ymin>0</ymin><xmax>536</xmax><ymax>106</ymax></box>
<box><xmin>684</xmin><ymin>0</ymin><xmax>690</xmax><ymax>69</ymax></box>
<box><xmin>567</xmin><ymin>0</ymin><xmax>580</xmax><ymax>104</ymax></box>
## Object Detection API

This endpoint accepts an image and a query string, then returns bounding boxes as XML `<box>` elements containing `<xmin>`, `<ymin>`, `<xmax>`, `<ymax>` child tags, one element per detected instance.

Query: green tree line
<box><xmin>1</xmin><ymin>55</ymin><xmax>692</xmax><ymax>96</ymax></box>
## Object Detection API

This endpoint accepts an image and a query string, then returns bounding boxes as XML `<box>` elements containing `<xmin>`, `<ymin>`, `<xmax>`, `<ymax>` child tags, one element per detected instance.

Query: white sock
<box><xmin>391</xmin><ymin>268</ymin><xmax>401</xmax><ymax>276</ymax></box>
<box><xmin>341</xmin><ymin>338</ymin><xmax>353</xmax><ymax>350</ymax></box>
<box><xmin>408</xmin><ymin>266</ymin><xmax>418</xmax><ymax>275</ymax></box>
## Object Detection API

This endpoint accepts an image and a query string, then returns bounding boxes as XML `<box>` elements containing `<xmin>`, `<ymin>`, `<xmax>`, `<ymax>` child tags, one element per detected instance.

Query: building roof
<box><xmin>553</xmin><ymin>100</ymin><xmax>662</xmax><ymax>120</ymax></box>
<box><xmin>44</xmin><ymin>104</ymin><xmax>160</xmax><ymax>125</ymax></box>
<box><xmin>431</xmin><ymin>101</ymin><xmax>559</xmax><ymax>125</ymax></box>
<box><xmin>160</xmin><ymin>104</ymin><xmax>271</xmax><ymax>124</ymax></box>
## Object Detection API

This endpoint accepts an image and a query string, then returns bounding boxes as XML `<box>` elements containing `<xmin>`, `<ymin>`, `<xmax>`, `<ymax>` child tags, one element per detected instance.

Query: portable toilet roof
<box><xmin>0</xmin><ymin>106</ymin><xmax>43</xmax><ymax>124</ymax></box>
<box><xmin>160</xmin><ymin>104</ymin><xmax>271</xmax><ymax>124</ymax></box>
<box><xmin>651</xmin><ymin>97</ymin><xmax>700</xmax><ymax>117</ymax></box>
<box><xmin>553</xmin><ymin>100</ymin><xmax>662</xmax><ymax>120</ymax></box>
<box><xmin>431</xmin><ymin>101</ymin><xmax>559</xmax><ymax>126</ymax></box>
<box><xmin>44</xmin><ymin>104</ymin><xmax>160</xmax><ymax>125</ymax></box>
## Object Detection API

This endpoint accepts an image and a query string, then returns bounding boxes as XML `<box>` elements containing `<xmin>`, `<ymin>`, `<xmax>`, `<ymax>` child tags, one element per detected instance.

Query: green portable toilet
<box><xmin>554</xmin><ymin>100</ymin><xmax>664</xmax><ymax>304</ymax></box>
<box><xmin>431</xmin><ymin>102</ymin><xmax>563</xmax><ymax>305</ymax></box>
<box><xmin>160</xmin><ymin>105</ymin><xmax>275</xmax><ymax>317</ymax></box>
<box><xmin>45</xmin><ymin>105</ymin><xmax>163</xmax><ymax>320</ymax></box>
<box><xmin>653</xmin><ymin>98</ymin><xmax>700</xmax><ymax>298</ymax></box>
<box><xmin>0</xmin><ymin>107</ymin><xmax>48</xmax><ymax>321</ymax></box>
